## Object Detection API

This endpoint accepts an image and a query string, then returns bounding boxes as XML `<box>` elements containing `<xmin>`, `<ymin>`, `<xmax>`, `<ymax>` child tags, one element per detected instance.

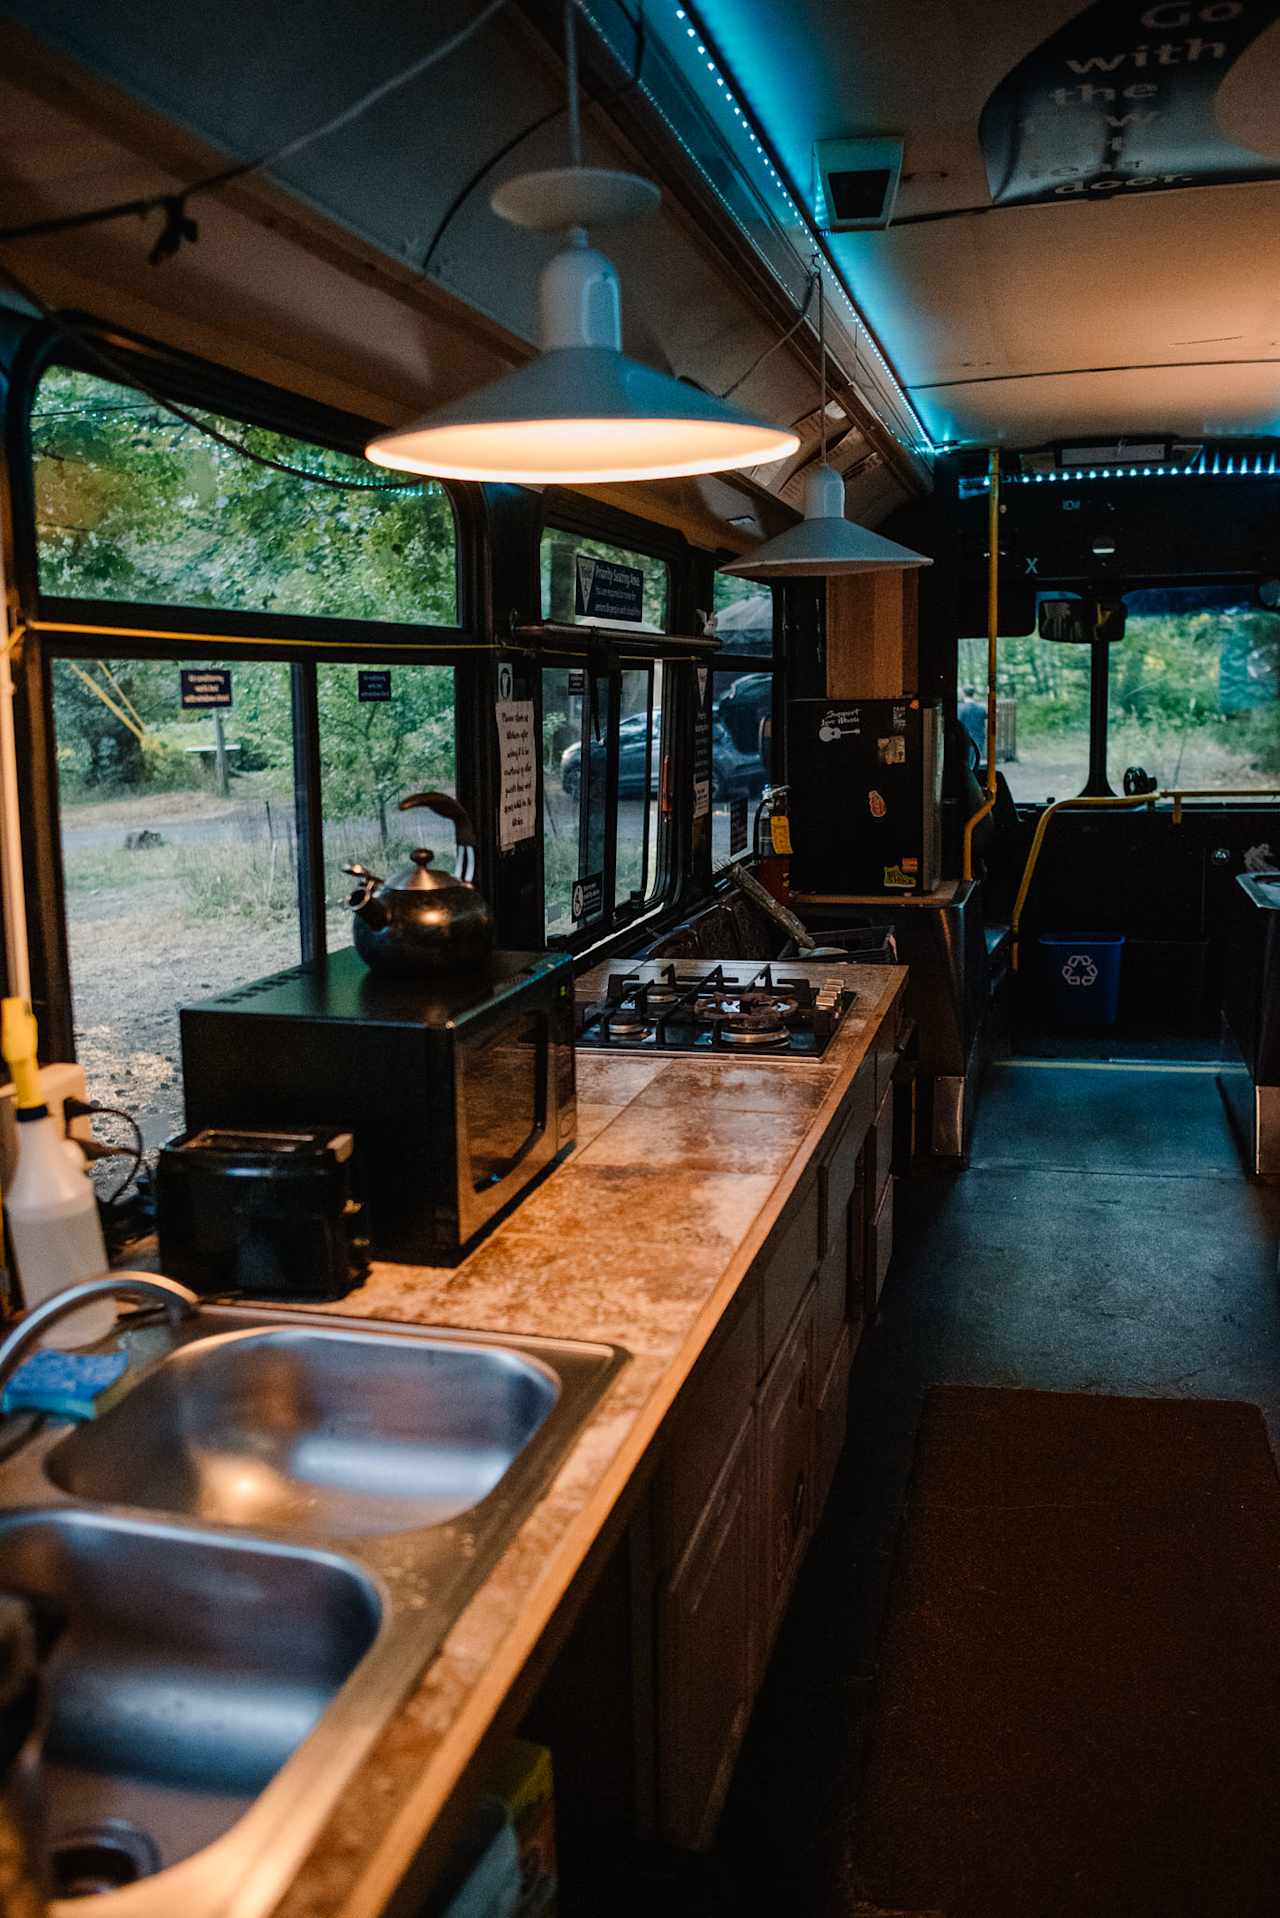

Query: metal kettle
<box><xmin>344</xmin><ymin>792</ymin><xmax>494</xmax><ymax>977</ymax></box>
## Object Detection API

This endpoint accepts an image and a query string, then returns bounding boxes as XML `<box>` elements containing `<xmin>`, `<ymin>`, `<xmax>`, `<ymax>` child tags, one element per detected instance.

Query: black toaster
<box><xmin>156</xmin><ymin>1125</ymin><xmax>369</xmax><ymax>1301</ymax></box>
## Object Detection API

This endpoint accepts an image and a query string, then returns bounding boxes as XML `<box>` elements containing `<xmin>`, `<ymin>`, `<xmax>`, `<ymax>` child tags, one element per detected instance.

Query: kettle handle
<box><xmin>399</xmin><ymin>791</ymin><xmax>478</xmax><ymax>882</ymax></box>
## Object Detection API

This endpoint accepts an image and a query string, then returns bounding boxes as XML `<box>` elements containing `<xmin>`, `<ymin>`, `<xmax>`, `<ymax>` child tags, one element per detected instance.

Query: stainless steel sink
<box><xmin>0</xmin><ymin>1508</ymin><xmax>380</xmax><ymax>1891</ymax></box>
<box><xmin>48</xmin><ymin>1326</ymin><xmax>562</xmax><ymax>1536</ymax></box>
<box><xmin>0</xmin><ymin>1304</ymin><xmax>624</xmax><ymax>1917</ymax></box>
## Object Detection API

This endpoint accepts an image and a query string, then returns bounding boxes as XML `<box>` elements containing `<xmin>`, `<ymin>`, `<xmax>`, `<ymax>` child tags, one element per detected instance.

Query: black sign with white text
<box><xmin>574</xmin><ymin>554</ymin><xmax>646</xmax><ymax>624</ymax></box>
<box><xmin>357</xmin><ymin>670</ymin><xmax>392</xmax><ymax>702</ymax></box>
<box><xmin>180</xmin><ymin>668</ymin><xmax>232</xmax><ymax>709</ymax></box>
<box><xmin>571</xmin><ymin>872</ymin><xmax>604</xmax><ymax>922</ymax></box>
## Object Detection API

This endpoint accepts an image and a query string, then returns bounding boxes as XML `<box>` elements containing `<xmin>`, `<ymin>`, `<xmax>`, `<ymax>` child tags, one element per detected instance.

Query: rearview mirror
<box><xmin>1037</xmin><ymin>596</ymin><xmax>1127</xmax><ymax>644</ymax></box>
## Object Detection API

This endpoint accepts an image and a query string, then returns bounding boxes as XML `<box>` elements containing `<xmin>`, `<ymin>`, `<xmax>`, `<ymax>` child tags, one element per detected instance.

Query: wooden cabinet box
<box><xmin>814</xmin><ymin>1324</ymin><xmax>853</xmax><ymax>1517</ymax></box>
<box><xmin>758</xmin><ymin>1175</ymin><xmax>820</xmax><ymax>1375</ymax></box>
<box><xmin>658</xmin><ymin>1411</ymin><xmax>757</xmax><ymax>1850</ymax></box>
<box><xmin>757</xmin><ymin>1286</ymin><xmax>815</xmax><ymax>1654</ymax></box>
<box><xmin>867</xmin><ymin>1175</ymin><xmax>894</xmax><ymax>1313</ymax></box>
<box><xmin>655</xmin><ymin>1291</ymin><xmax>759</xmax><ymax>1557</ymax></box>
<box><xmin>867</xmin><ymin>1092</ymin><xmax>894</xmax><ymax>1214</ymax></box>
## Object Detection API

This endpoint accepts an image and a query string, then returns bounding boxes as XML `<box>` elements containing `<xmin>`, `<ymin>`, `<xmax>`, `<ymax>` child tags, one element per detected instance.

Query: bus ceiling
<box><xmin>1</xmin><ymin>0</ymin><xmax>1279</xmax><ymax>510</ymax></box>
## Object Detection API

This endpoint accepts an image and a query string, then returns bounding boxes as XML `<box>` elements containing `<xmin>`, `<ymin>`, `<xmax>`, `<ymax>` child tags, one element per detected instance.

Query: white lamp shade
<box><xmin>720</xmin><ymin>463</ymin><xmax>932</xmax><ymax>578</ymax></box>
<box><xmin>366</xmin><ymin>346</ymin><xmax>800</xmax><ymax>485</ymax></box>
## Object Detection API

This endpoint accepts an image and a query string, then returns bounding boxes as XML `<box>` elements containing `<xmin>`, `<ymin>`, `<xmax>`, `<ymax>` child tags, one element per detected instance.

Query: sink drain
<box><xmin>49</xmin><ymin>1820</ymin><xmax>161</xmax><ymax>1898</ymax></box>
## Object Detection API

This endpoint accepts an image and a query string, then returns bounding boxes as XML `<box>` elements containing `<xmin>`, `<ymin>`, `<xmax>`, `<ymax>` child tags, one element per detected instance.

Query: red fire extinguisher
<box><xmin>753</xmin><ymin>784</ymin><xmax>793</xmax><ymax>905</ymax></box>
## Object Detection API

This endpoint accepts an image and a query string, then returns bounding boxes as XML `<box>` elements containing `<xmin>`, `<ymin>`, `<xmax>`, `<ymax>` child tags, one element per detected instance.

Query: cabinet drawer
<box><xmin>758</xmin><ymin>1177</ymin><xmax>820</xmax><ymax>1379</ymax></box>
<box><xmin>821</xmin><ymin>1061</ymin><xmax>873</xmax><ymax>1253</ymax></box>
<box><xmin>877</xmin><ymin>993</ymin><xmax>909</xmax><ymax>1105</ymax></box>
<box><xmin>757</xmin><ymin>1286</ymin><xmax>815</xmax><ymax>1649</ymax></box>
<box><xmin>813</xmin><ymin>1221</ymin><xmax>850</xmax><ymax>1392</ymax></box>
<box><xmin>814</xmin><ymin>1324</ymin><xmax>852</xmax><ymax>1520</ymax></box>
<box><xmin>658</xmin><ymin>1411</ymin><xmax>757</xmax><ymax>1850</ymax></box>
<box><xmin>657</xmin><ymin>1291</ymin><xmax>759</xmax><ymax>1561</ymax></box>
<box><xmin>866</xmin><ymin>1175</ymin><xmax>894</xmax><ymax>1313</ymax></box>
<box><xmin>867</xmin><ymin>1092</ymin><xmax>894</xmax><ymax>1214</ymax></box>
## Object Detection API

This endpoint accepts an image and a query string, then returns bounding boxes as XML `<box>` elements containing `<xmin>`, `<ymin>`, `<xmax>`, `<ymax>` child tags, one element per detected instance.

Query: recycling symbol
<box><xmin>1061</xmin><ymin>953</ymin><xmax>1098</xmax><ymax>988</ymax></box>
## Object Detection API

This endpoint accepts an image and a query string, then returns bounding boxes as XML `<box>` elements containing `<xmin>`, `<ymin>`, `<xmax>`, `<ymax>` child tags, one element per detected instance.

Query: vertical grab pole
<box><xmin>0</xmin><ymin>546</ymin><xmax>30</xmax><ymax>1004</ymax></box>
<box><xmin>985</xmin><ymin>444</ymin><xmax>1000</xmax><ymax>805</ymax></box>
<box><xmin>961</xmin><ymin>448</ymin><xmax>1001</xmax><ymax>880</ymax></box>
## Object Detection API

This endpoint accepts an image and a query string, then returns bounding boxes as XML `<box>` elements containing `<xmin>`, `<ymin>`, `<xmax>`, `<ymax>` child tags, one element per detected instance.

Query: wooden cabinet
<box><xmin>655</xmin><ymin>1290</ymin><xmax>758</xmax><ymax>1552</ymax></box>
<box><xmin>867</xmin><ymin>1091</ymin><xmax>894</xmax><ymax>1216</ymax></box>
<box><xmin>758</xmin><ymin>1173</ymin><xmax>819</xmax><ymax>1374</ymax></box>
<box><xmin>657</xmin><ymin>1412</ymin><xmax>757</xmax><ymax>1850</ymax></box>
<box><xmin>814</xmin><ymin>1324</ymin><xmax>853</xmax><ymax>1517</ymax></box>
<box><xmin>867</xmin><ymin>1174</ymin><xmax>894</xmax><ymax>1313</ymax></box>
<box><xmin>757</xmin><ymin>1287</ymin><xmax>815</xmax><ymax>1651</ymax></box>
<box><xmin>650</xmin><ymin>1020</ymin><xmax>902</xmax><ymax>1850</ymax></box>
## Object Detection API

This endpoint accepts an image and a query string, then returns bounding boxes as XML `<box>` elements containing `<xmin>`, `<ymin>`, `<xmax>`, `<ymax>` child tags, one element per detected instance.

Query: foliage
<box><xmin>37</xmin><ymin>367</ymin><xmax>460</xmax><ymax>827</ymax></box>
<box><xmin>316</xmin><ymin>665</ymin><xmax>455</xmax><ymax>846</ymax></box>
<box><xmin>959</xmin><ymin>602</ymin><xmax>1280</xmax><ymax>787</ymax></box>
<box><xmin>33</xmin><ymin>367</ymin><xmax>458</xmax><ymax>623</ymax></box>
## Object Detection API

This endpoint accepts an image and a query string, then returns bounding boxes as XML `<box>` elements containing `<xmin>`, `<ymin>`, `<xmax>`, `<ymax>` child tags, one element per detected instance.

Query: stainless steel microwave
<box><xmin>179</xmin><ymin>949</ymin><xmax>576</xmax><ymax>1264</ymax></box>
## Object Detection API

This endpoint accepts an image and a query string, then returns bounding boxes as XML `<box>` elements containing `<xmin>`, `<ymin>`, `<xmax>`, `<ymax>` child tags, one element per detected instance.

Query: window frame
<box><xmin>5</xmin><ymin>317</ymin><xmax>483</xmax><ymax>1061</ymax></box>
<box><xmin>518</xmin><ymin>493</ymin><xmax>713</xmax><ymax>955</ymax></box>
<box><xmin>708</xmin><ymin>574</ymin><xmax>780</xmax><ymax>877</ymax></box>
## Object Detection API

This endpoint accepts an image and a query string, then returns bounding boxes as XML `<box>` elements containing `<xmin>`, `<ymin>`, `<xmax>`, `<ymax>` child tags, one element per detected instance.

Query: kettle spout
<box><xmin>343</xmin><ymin>864</ymin><xmax>388</xmax><ymax>929</ymax></box>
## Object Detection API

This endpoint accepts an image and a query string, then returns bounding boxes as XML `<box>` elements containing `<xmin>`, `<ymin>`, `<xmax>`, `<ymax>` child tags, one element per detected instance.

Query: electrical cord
<box><xmin>0</xmin><ymin>0</ymin><xmax>513</xmax><ymax>253</ymax></box>
<box><xmin>64</xmin><ymin>1098</ymin><xmax>145</xmax><ymax>1207</ymax></box>
<box><xmin>718</xmin><ymin>267</ymin><xmax>818</xmax><ymax>399</ymax></box>
<box><xmin>0</xmin><ymin>254</ymin><xmax>423</xmax><ymax>493</ymax></box>
<box><xmin>422</xmin><ymin>0</ymin><xmax>648</xmax><ymax>275</ymax></box>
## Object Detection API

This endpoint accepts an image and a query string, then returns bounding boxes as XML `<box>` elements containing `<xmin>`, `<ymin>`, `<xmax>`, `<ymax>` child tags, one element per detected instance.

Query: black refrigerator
<box><xmin>787</xmin><ymin>697</ymin><xmax>942</xmax><ymax>895</ymax></box>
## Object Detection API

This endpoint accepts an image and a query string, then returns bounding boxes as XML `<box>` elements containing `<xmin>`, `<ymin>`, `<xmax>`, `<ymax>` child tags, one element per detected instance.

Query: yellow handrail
<box><xmin>1009</xmin><ymin>792</ymin><xmax>1155</xmax><ymax>970</ymax></box>
<box><xmin>961</xmin><ymin>446</ymin><xmax>1000</xmax><ymax>881</ymax></box>
<box><xmin>1010</xmin><ymin>785</ymin><xmax>1280</xmax><ymax>968</ymax></box>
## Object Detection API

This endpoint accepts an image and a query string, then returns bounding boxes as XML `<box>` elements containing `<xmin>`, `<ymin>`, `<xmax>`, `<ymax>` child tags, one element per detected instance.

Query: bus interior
<box><xmin>1</xmin><ymin>3</ymin><xmax>1280</xmax><ymax>1915</ymax></box>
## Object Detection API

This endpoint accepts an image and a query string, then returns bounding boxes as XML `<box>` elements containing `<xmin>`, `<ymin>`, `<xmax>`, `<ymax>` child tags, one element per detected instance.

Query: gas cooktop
<box><xmin>574</xmin><ymin>961</ymin><xmax>858</xmax><ymax>1058</ymax></box>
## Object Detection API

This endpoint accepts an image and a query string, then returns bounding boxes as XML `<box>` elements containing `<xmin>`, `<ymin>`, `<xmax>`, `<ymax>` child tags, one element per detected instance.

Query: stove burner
<box><xmin>703</xmin><ymin>990</ymin><xmax>797</xmax><ymax>1020</ymax></box>
<box><xmin>606</xmin><ymin>1013</ymin><xmax>654</xmax><ymax>1040</ymax></box>
<box><xmin>720</xmin><ymin>1019</ymin><xmax>792</xmax><ymax>1049</ymax></box>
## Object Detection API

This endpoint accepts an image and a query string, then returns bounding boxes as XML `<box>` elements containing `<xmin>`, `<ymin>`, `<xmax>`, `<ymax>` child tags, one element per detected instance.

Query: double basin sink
<box><xmin>0</xmin><ymin>1303</ymin><xmax>623</xmax><ymax>1914</ymax></box>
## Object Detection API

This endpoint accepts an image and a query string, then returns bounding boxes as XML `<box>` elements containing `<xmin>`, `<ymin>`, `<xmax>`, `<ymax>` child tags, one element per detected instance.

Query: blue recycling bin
<box><xmin>1040</xmin><ymin>933</ymin><xmax>1125</xmax><ymax>1026</ymax></box>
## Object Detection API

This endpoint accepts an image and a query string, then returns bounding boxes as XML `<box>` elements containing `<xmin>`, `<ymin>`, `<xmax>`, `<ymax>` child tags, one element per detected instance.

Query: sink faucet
<box><xmin>0</xmin><ymin>1273</ymin><xmax>198</xmax><ymax>1405</ymax></box>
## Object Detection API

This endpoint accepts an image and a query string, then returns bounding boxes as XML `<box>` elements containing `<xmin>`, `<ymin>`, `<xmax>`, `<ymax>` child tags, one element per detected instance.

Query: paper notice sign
<box><xmin>496</xmin><ymin>700</ymin><xmax>536</xmax><ymax>851</ymax></box>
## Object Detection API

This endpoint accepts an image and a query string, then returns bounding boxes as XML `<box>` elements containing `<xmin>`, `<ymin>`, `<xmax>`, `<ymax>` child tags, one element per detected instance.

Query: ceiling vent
<box><xmin>813</xmin><ymin>138</ymin><xmax>904</xmax><ymax>232</ymax></box>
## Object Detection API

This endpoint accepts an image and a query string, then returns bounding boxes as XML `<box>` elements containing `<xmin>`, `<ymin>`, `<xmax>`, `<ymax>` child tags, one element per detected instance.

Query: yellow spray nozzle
<box><xmin>1</xmin><ymin>998</ymin><xmax>43</xmax><ymax>1111</ymax></box>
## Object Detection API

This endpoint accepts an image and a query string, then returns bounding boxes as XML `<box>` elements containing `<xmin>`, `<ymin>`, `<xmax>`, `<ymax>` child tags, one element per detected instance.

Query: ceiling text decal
<box><xmin>980</xmin><ymin>1</ymin><xmax>1280</xmax><ymax>206</ymax></box>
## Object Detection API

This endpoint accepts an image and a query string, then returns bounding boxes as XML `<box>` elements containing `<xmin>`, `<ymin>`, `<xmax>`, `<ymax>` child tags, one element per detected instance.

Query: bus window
<box><xmin>33</xmin><ymin>365</ymin><xmax>459</xmax><ymax>625</ymax></box>
<box><xmin>317</xmin><ymin>665</ymin><xmax>457</xmax><ymax>952</ymax></box>
<box><xmin>51</xmin><ymin>654</ymin><xmax>301</xmax><ymax>1146</ymax></box>
<box><xmin>543</xmin><ymin>663</ymin><xmax>669</xmax><ymax>941</ymax></box>
<box><xmin>711</xmin><ymin>574</ymin><xmax>773</xmax><ymax>868</ymax></box>
<box><xmin>957</xmin><ymin>630</ymin><xmax>1092</xmax><ymax>804</ymax></box>
<box><xmin>1109</xmin><ymin>586</ymin><xmax>1280</xmax><ymax>792</ymax></box>
<box><xmin>539</xmin><ymin>529</ymin><xmax>669</xmax><ymax>631</ymax></box>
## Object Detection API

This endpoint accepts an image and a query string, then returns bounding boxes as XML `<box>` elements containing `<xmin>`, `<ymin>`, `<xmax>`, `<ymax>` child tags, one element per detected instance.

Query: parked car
<box><xmin>560</xmin><ymin>705</ymin><xmax>766</xmax><ymax>802</ymax></box>
<box><xmin>560</xmin><ymin>708</ymin><xmax>661</xmax><ymax>801</ymax></box>
<box><xmin>714</xmin><ymin>673</ymin><xmax>772</xmax><ymax>789</ymax></box>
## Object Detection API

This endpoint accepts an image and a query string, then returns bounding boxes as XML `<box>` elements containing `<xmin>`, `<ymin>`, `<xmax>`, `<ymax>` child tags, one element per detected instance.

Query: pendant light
<box><xmin>720</xmin><ymin>263</ymin><xmax>931</xmax><ymax>578</ymax></box>
<box><xmin>366</xmin><ymin>5</ymin><xmax>799</xmax><ymax>486</ymax></box>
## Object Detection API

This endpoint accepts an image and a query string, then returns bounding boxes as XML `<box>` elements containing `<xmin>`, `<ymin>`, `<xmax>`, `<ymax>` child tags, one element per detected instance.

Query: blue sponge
<box><xmin>2</xmin><ymin>1348</ymin><xmax>129</xmax><ymax>1419</ymax></box>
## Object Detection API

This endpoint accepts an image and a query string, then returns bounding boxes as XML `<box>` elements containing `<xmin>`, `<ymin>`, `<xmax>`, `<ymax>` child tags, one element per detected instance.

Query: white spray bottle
<box><xmin>2</xmin><ymin>999</ymin><xmax>114</xmax><ymax>1348</ymax></box>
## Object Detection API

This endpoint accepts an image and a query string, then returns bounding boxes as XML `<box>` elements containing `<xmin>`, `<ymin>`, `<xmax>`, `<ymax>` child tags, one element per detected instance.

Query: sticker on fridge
<box><xmin>818</xmin><ymin>708</ymin><xmax>862</xmax><ymax>742</ymax></box>
<box><xmin>869</xmin><ymin>789</ymin><xmax>887</xmax><ymax>819</ymax></box>
<box><xmin>878</xmin><ymin>735</ymin><xmax>906</xmax><ymax>765</ymax></box>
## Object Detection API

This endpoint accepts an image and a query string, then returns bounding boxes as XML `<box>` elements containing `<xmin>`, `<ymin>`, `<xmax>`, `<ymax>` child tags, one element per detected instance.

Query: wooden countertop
<box><xmin>269</xmin><ymin>960</ymin><xmax>908</xmax><ymax>1918</ymax></box>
